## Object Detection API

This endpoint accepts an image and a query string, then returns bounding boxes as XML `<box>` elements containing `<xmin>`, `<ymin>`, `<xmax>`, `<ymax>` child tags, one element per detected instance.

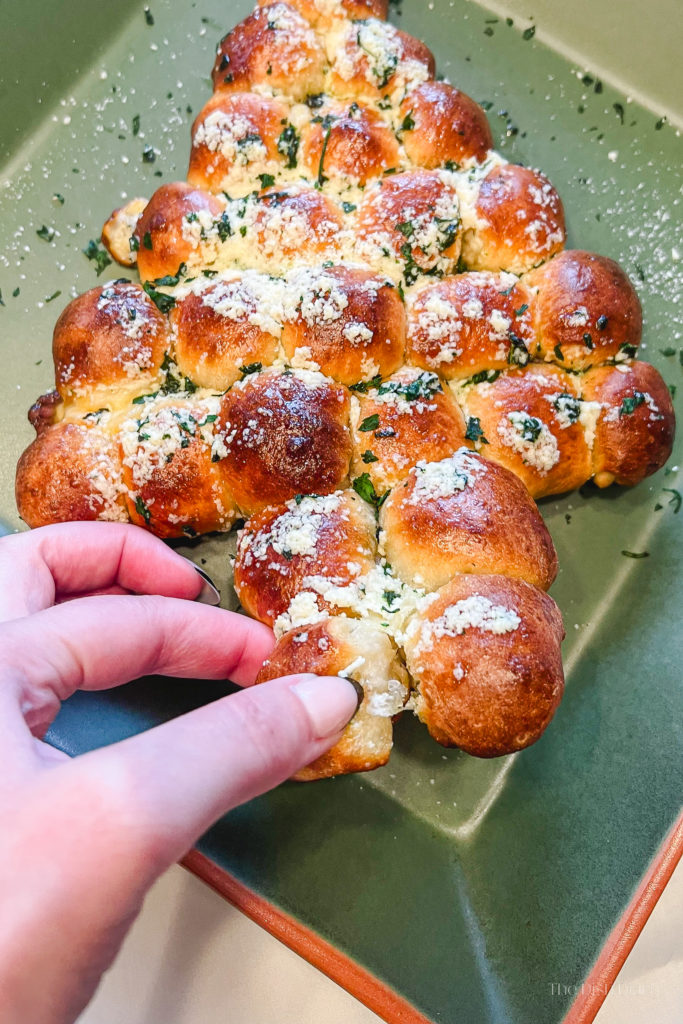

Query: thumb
<box><xmin>75</xmin><ymin>673</ymin><xmax>360</xmax><ymax>879</ymax></box>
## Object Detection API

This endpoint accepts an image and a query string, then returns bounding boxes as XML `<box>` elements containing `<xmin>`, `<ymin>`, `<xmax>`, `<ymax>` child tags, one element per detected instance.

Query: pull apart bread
<box><xmin>16</xmin><ymin>1</ymin><xmax>675</xmax><ymax>780</ymax></box>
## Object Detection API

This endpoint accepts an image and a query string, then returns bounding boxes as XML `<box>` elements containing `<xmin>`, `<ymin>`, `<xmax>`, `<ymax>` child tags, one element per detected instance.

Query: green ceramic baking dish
<box><xmin>1</xmin><ymin>2</ymin><xmax>681</xmax><ymax>1022</ymax></box>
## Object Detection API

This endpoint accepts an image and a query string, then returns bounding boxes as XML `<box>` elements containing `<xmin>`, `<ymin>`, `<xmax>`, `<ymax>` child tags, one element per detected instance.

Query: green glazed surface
<box><xmin>1</xmin><ymin>2</ymin><xmax>681</xmax><ymax>1022</ymax></box>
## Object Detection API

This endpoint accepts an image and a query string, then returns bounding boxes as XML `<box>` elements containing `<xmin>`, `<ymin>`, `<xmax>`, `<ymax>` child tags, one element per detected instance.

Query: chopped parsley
<box><xmin>508</xmin><ymin>332</ymin><xmax>530</xmax><ymax>366</ymax></box>
<box><xmin>36</xmin><ymin>225</ymin><xmax>55</xmax><ymax>243</ymax></box>
<box><xmin>522</xmin><ymin>25</ymin><xmax>535</xmax><ymax>40</ymax></box>
<box><xmin>132</xmin><ymin>114</ymin><xmax>141</xmax><ymax>136</ymax></box>
<box><xmin>349</xmin><ymin>375</ymin><xmax>383</xmax><ymax>394</ymax></box>
<box><xmin>142</xmin><ymin>281</ymin><xmax>176</xmax><ymax>314</ymax></box>
<box><xmin>240</xmin><ymin>362</ymin><xmax>262</xmax><ymax>376</ymax></box>
<box><xmin>465</xmin><ymin>417</ymin><xmax>488</xmax><ymax>444</ymax></box>
<box><xmin>362</xmin><ymin>450</ymin><xmax>379</xmax><ymax>463</ymax></box>
<box><xmin>619</xmin><ymin>392</ymin><xmax>645</xmax><ymax>416</ymax></box>
<box><xmin>352</xmin><ymin>473</ymin><xmax>389</xmax><ymax>510</ymax></box>
<box><xmin>553</xmin><ymin>392</ymin><xmax>581</xmax><ymax>423</ymax></box>
<box><xmin>83</xmin><ymin>239</ymin><xmax>112</xmax><ymax>276</ymax></box>
<box><xmin>621</xmin><ymin>550</ymin><xmax>649</xmax><ymax>559</ymax></box>
<box><xmin>135</xmin><ymin>496</ymin><xmax>152</xmax><ymax>525</ymax></box>
<box><xmin>359</xmin><ymin>413</ymin><xmax>380</xmax><ymax>432</ymax></box>
<box><xmin>277</xmin><ymin>124</ymin><xmax>299</xmax><ymax>168</ymax></box>
<box><xmin>258</xmin><ymin>172</ymin><xmax>276</xmax><ymax>190</ymax></box>
<box><xmin>142</xmin><ymin>145</ymin><xmax>156</xmax><ymax>163</ymax></box>
<box><xmin>401</xmin><ymin>112</ymin><xmax>415</xmax><ymax>132</ymax></box>
<box><xmin>377</xmin><ymin>372</ymin><xmax>442</xmax><ymax>401</ymax></box>
<box><xmin>516</xmin><ymin>415</ymin><xmax>543</xmax><ymax>442</ymax></box>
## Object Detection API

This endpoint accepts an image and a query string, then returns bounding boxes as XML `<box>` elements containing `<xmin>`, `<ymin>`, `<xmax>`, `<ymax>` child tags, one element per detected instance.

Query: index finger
<box><xmin>0</xmin><ymin>523</ymin><xmax>207</xmax><ymax>622</ymax></box>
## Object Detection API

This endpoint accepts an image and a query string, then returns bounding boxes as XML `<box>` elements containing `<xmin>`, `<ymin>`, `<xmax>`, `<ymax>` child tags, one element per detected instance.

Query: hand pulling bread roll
<box><xmin>256</xmin><ymin>617</ymin><xmax>409</xmax><ymax>779</ymax></box>
<box><xmin>16</xmin><ymin>0</ymin><xmax>677</xmax><ymax>779</ymax></box>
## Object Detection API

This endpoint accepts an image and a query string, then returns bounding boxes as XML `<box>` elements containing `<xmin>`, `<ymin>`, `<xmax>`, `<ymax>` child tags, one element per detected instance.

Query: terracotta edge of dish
<box><xmin>181</xmin><ymin>848</ymin><xmax>434</xmax><ymax>1024</ymax></box>
<box><xmin>563</xmin><ymin>808</ymin><xmax>683</xmax><ymax>1024</ymax></box>
<box><xmin>181</xmin><ymin>808</ymin><xmax>683</xmax><ymax>1024</ymax></box>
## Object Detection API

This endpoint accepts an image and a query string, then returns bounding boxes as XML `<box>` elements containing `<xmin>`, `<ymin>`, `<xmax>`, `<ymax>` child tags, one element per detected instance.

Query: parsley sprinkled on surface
<box><xmin>352</xmin><ymin>473</ymin><xmax>389</xmax><ymax>510</ymax></box>
<box><xmin>142</xmin><ymin>282</ymin><xmax>175</xmax><ymax>314</ymax></box>
<box><xmin>362</xmin><ymin>450</ymin><xmax>379</xmax><ymax>464</ymax></box>
<box><xmin>258</xmin><ymin>172</ymin><xmax>276</xmax><ymax>189</ymax></box>
<box><xmin>277</xmin><ymin>124</ymin><xmax>299</xmax><ymax>168</ymax></box>
<box><xmin>465</xmin><ymin>417</ymin><xmax>488</xmax><ymax>444</ymax></box>
<box><xmin>349</xmin><ymin>375</ymin><xmax>382</xmax><ymax>394</ymax></box>
<box><xmin>240</xmin><ymin>362</ymin><xmax>263</xmax><ymax>376</ymax></box>
<box><xmin>132</xmin><ymin>114</ymin><xmax>141</xmax><ymax>136</ymax></box>
<box><xmin>36</xmin><ymin>225</ymin><xmax>55</xmax><ymax>243</ymax></box>
<box><xmin>135</xmin><ymin>496</ymin><xmax>152</xmax><ymax>525</ymax></box>
<box><xmin>359</xmin><ymin>414</ymin><xmax>380</xmax><ymax>433</ymax></box>
<box><xmin>508</xmin><ymin>332</ymin><xmax>530</xmax><ymax>366</ymax></box>
<box><xmin>83</xmin><ymin>239</ymin><xmax>112</xmax><ymax>276</ymax></box>
<box><xmin>522</xmin><ymin>25</ymin><xmax>536</xmax><ymax>40</ymax></box>
<box><xmin>621</xmin><ymin>550</ymin><xmax>649</xmax><ymax>559</ymax></box>
<box><xmin>377</xmin><ymin>373</ymin><xmax>442</xmax><ymax>402</ymax></box>
<box><xmin>619</xmin><ymin>392</ymin><xmax>645</xmax><ymax>416</ymax></box>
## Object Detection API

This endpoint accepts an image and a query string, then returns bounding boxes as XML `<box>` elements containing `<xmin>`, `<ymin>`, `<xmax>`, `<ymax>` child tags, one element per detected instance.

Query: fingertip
<box><xmin>289</xmin><ymin>674</ymin><xmax>362</xmax><ymax>740</ymax></box>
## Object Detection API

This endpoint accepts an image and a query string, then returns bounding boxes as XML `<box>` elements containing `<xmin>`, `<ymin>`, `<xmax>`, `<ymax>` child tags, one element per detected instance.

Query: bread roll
<box><xmin>212</xmin><ymin>368</ymin><xmax>352</xmax><ymax>514</ymax></box>
<box><xmin>405</xmin><ymin>271</ymin><xmax>536</xmax><ymax>380</ymax></box>
<box><xmin>253</xmin><ymin>183</ymin><xmax>344</xmax><ymax>266</ymax></box>
<box><xmin>53</xmin><ymin>282</ymin><xmax>169</xmax><ymax>409</ymax></box>
<box><xmin>281</xmin><ymin>264</ymin><xmax>405</xmax><ymax>384</ymax></box>
<box><xmin>403</xmin><ymin>573</ymin><xmax>565</xmax><ymax>756</ymax></box>
<box><xmin>379</xmin><ymin>449</ymin><xmax>557</xmax><ymax>591</ymax></box>
<box><xmin>357</xmin><ymin>170</ymin><xmax>461</xmax><ymax>283</ymax></box>
<box><xmin>328</xmin><ymin>18</ymin><xmax>434</xmax><ymax>102</ymax></box>
<box><xmin>258</xmin><ymin>0</ymin><xmax>388</xmax><ymax>28</ymax></box>
<box><xmin>458</xmin><ymin>162</ymin><xmax>565</xmax><ymax>274</ymax></box>
<box><xmin>256</xmin><ymin>616</ymin><xmax>409</xmax><ymax>780</ymax></box>
<box><xmin>118</xmin><ymin>394</ymin><xmax>238</xmax><ymax>538</ymax></box>
<box><xmin>171</xmin><ymin>271</ymin><xmax>282</xmax><ymax>389</ymax></box>
<box><xmin>16</xmin><ymin>421</ymin><xmax>127</xmax><ymax>528</ymax></box>
<box><xmin>188</xmin><ymin>92</ymin><xmax>291</xmax><ymax>196</ymax></box>
<box><xmin>455</xmin><ymin>364</ymin><xmax>592</xmax><ymax>498</ymax></box>
<box><xmin>525</xmin><ymin>249</ymin><xmax>642</xmax><ymax>369</ymax></box>
<box><xmin>134</xmin><ymin>182</ymin><xmax>225</xmax><ymax>282</ymax></box>
<box><xmin>299</xmin><ymin>99</ymin><xmax>400</xmax><ymax>185</ymax></box>
<box><xmin>349</xmin><ymin>367</ymin><xmax>467</xmax><ymax>492</ymax></box>
<box><xmin>234</xmin><ymin>490</ymin><xmax>377</xmax><ymax>627</ymax></box>
<box><xmin>399</xmin><ymin>82</ymin><xmax>493</xmax><ymax>169</ymax></box>
<box><xmin>582</xmin><ymin>361</ymin><xmax>675</xmax><ymax>487</ymax></box>
<box><xmin>212</xmin><ymin>4</ymin><xmax>326</xmax><ymax>100</ymax></box>
<box><xmin>101</xmin><ymin>198</ymin><xmax>148</xmax><ymax>266</ymax></box>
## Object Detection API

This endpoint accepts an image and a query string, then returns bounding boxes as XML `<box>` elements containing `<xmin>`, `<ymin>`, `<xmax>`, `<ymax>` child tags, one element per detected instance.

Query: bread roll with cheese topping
<box><xmin>254</xmin><ymin>184</ymin><xmax>344</xmax><ymax>266</ymax></box>
<box><xmin>525</xmin><ymin>249</ymin><xmax>643</xmax><ymax>369</ymax></box>
<box><xmin>582</xmin><ymin>362</ymin><xmax>675</xmax><ymax>488</ymax></box>
<box><xmin>234</xmin><ymin>490</ymin><xmax>377</xmax><ymax>627</ymax></box>
<box><xmin>300</xmin><ymin>100</ymin><xmax>400</xmax><ymax>186</ymax></box>
<box><xmin>188</xmin><ymin>92</ymin><xmax>292</xmax><ymax>196</ymax></box>
<box><xmin>171</xmin><ymin>271</ymin><xmax>282</xmax><ymax>389</ymax></box>
<box><xmin>256</xmin><ymin>617</ymin><xmax>409</xmax><ymax>780</ymax></box>
<box><xmin>458</xmin><ymin>163</ymin><xmax>565</xmax><ymax>274</ymax></box>
<box><xmin>349</xmin><ymin>367</ymin><xmax>467</xmax><ymax>492</ymax></box>
<box><xmin>213</xmin><ymin>368</ymin><xmax>352</xmax><ymax>514</ymax></box>
<box><xmin>258</xmin><ymin>0</ymin><xmax>388</xmax><ymax>28</ymax></box>
<box><xmin>119</xmin><ymin>394</ymin><xmax>238</xmax><ymax>538</ymax></box>
<box><xmin>53</xmin><ymin>282</ymin><xmax>169</xmax><ymax>410</ymax></box>
<box><xmin>281</xmin><ymin>264</ymin><xmax>405</xmax><ymax>384</ymax></box>
<box><xmin>357</xmin><ymin>170</ymin><xmax>461</xmax><ymax>283</ymax></box>
<box><xmin>101</xmin><ymin>197</ymin><xmax>148</xmax><ymax>267</ymax></box>
<box><xmin>328</xmin><ymin>18</ymin><xmax>434</xmax><ymax>102</ymax></box>
<box><xmin>406</xmin><ymin>271</ymin><xmax>535</xmax><ymax>380</ymax></box>
<box><xmin>403</xmin><ymin>574</ymin><xmax>565</xmax><ymax>756</ymax></box>
<box><xmin>16</xmin><ymin>422</ymin><xmax>127</xmax><ymax>528</ymax></box>
<box><xmin>456</xmin><ymin>365</ymin><xmax>592</xmax><ymax>498</ymax></box>
<box><xmin>134</xmin><ymin>183</ymin><xmax>225</xmax><ymax>282</ymax></box>
<box><xmin>212</xmin><ymin>3</ymin><xmax>326</xmax><ymax>100</ymax></box>
<box><xmin>380</xmin><ymin>449</ymin><xmax>557</xmax><ymax>591</ymax></box>
<box><xmin>399</xmin><ymin>82</ymin><xmax>493</xmax><ymax>169</ymax></box>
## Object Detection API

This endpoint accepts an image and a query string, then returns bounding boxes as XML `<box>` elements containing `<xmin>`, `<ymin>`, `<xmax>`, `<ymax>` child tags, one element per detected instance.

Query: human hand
<box><xmin>0</xmin><ymin>522</ymin><xmax>359</xmax><ymax>1024</ymax></box>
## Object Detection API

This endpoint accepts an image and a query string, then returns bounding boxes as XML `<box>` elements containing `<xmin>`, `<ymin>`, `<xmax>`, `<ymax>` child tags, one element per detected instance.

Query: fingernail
<box><xmin>291</xmin><ymin>675</ymin><xmax>363</xmax><ymax>739</ymax></box>
<box><xmin>179</xmin><ymin>556</ymin><xmax>221</xmax><ymax>606</ymax></box>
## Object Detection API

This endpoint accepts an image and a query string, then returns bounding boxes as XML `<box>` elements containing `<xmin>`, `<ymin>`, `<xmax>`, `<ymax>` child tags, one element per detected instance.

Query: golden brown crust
<box><xmin>16</xmin><ymin>422</ymin><xmax>127</xmax><ymax>528</ymax></box>
<box><xmin>458</xmin><ymin>365</ymin><xmax>592</xmax><ymax>498</ymax></box>
<box><xmin>256</xmin><ymin>617</ymin><xmax>408</xmax><ymax>780</ymax></box>
<box><xmin>119</xmin><ymin>395</ymin><xmax>238</xmax><ymax>539</ymax></box>
<box><xmin>134</xmin><ymin>183</ymin><xmax>225</xmax><ymax>282</ymax></box>
<box><xmin>281</xmin><ymin>265</ymin><xmax>405</xmax><ymax>385</ymax></box>
<box><xmin>400</xmin><ymin>82</ymin><xmax>493</xmax><ymax>168</ymax></box>
<box><xmin>403</xmin><ymin>574</ymin><xmax>565</xmax><ymax>757</ymax></box>
<box><xmin>254</xmin><ymin>184</ymin><xmax>344</xmax><ymax>264</ymax></box>
<box><xmin>462</xmin><ymin>164</ymin><xmax>565</xmax><ymax>274</ymax></box>
<box><xmin>328</xmin><ymin>19</ymin><xmax>435</xmax><ymax>102</ymax></box>
<box><xmin>300</xmin><ymin>100</ymin><xmax>400</xmax><ymax>185</ymax></box>
<box><xmin>525</xmin><ymin>249</ymin><xmax>643</xmax><ymax>369</ymax></box>
<box><xmin>234</xmin><ymin>491</ymin><xmax>377</xmax><ymax>627</ymax></box>
<box><xmin>188</xmin><ymin>92</ymin><xmax>291</xmax><ymax>195</ymax></box>
<box><xmin>170</xmin><ymin>274</ymin><xmax>280</xmax><ymax>390</ymax></box>
<box><xmin>52</xmin><ymin>282</ymin><xmax>169</xmax><ymax>404</ymax></box>
<box><xmin>101</xmin><ymin>198</ymin><xmax>148</xmax><ymax>267</ymax></box>
<box><xmin>405</xmin><ymin>272</ymin><xmax>536</xmax><ymax>380</ymax></box>
<box><xmin>27</xmin><ymin>390</ymin><xmax>62</xmax><ymax>434</ymax></box>
<box><xmin>213</xmin><ymin>369</ymin><xmax>352</xmax><ymax>514</ymax></box>
<box><xmin>258</xmin><ymin>0</ymin><xmax>388</xmax><ymax>26</ymax></box>
<box><xmin>357</xmin><ymin>170</ymin><xmax>461</xmax><ymax>279</ymax></box>
<box><xmin>349</xmin><ymin>367</ymin><xmax>467</xmax><ymax>493</ymax></box>
<box><xmin>212</xmin><ymin>4</ymin><xmax>326</xmax><ymax>100</ymax></box>
<box><xmin>380</xmin><ymin>449</ymin><xmax>558</xmax><ymax>592</ymax></box>
<box><xmin>582</xmin><ymin>362</ymin><xmax>675</xmax><ymax>487</ymax></box>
